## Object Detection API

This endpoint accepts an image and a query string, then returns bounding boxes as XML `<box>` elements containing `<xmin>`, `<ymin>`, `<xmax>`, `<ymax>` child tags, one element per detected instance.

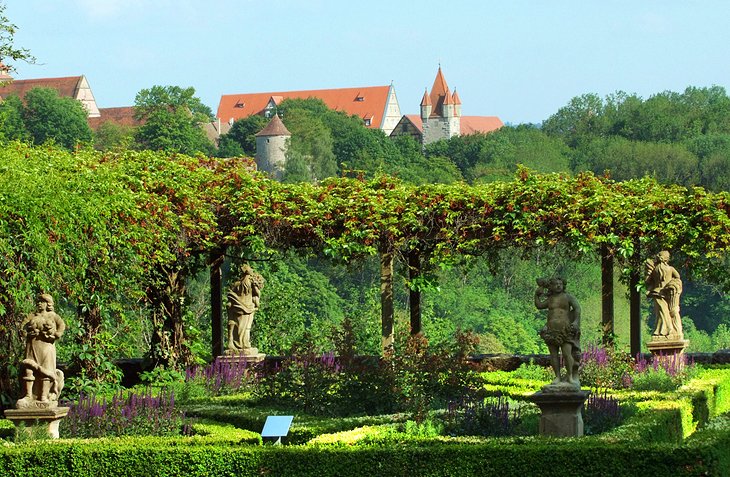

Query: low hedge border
<box><xmin>1</xmin><ymin>367</ymin><xmax>729</xmax><ymax>476</ymax></box>
<box><xmin>0</xmin><ymin>429</ymin><xmax>729</xmax><ymax>477</ymax></box>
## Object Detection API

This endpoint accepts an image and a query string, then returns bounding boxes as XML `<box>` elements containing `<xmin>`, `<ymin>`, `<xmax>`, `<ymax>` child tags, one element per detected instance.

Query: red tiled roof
<box><xmin>461</xmin><ymin>116</ymin><xmax>504</xmax><ymax>135</ymax></box>
<box><xmin>420</xmin><ymin>89</ymin><xmax>431</xmax><ymax>106</ymax></box>
<box><xmin>397</xmin><ymin>115</ymin><xmax>502</xmax><ymax>136</ymax></box>
<box><xmin>428</xmin><ymin>67</ymin><xmax>451</xmax><ymax>117</ymax></box>
<box><xmin>255</xmin><ymin>114</ymin><xmax>291</xmax><ymax>137</ymax></box>
<box><xmin>217</xmin><ymin>85</ymin><xmax>392</xmax><ymax>129</ymax></box>
<box><xmin>0</xmin><ymin>76</ymin><xmax>83</xmax><ymax>100</ymax></box>
<box><xmin>87</xmin><ymin>106</ymin><xmax>142</xmax><ymax>130</ymax></box>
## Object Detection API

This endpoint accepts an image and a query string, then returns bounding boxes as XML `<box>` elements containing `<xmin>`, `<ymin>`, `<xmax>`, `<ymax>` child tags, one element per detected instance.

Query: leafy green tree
<box><xmin>390</xmin><ymin>135</ymin><xmax>462</xmax><ymax>184</ymax></box>
<box><xmin>22</xmin><ymin>87</ymin><xmax>92</xmax><ymax>149</ymax></box>
<box><xmin>573</xmin><ymin>136</ymin><xmax>700</xmax><ymax>185</ymax></box>
<box><xmin>281</xmin><ymin>107</ymin><xmax>337</xmax><ymax>182</ymax></box>
<box><xmin>218</xmin><ymin>115</ymin><xmax>268</xmax><ymax>157</ymax></box>
<box><xmin>542</xmin><ymin>93</ymin><xmax>607</xmax><ymax>147</ymax></box>
<box><xmin>425</xmin><ymin>126</ymin><xmax>570</xmax><ymax>183</ymax></box>
<box><xmin>0</xmin><ymin>94</ymin><xmax>28</xmax><ymax>142</ymax></box>
<box><xmin>685</xmin><ymin>134</ymin><xmax>730</xmax><ymax>191</ymax></box>
<box><xmin>251</xmin><ymin>254</ymin><xmax>346</xmax><ymax>354</ymax></box>
<box><xmin>93</xmin><ymin>121</ymin><xmax>136</xmax><ymax>151</ymax></box>
<box><xmin>276</xmin><ymin>97</ymin><xmax>406</xmax><ymax>179</ymax></box>
<box><xmin>133</xmin><ymin>85</ymin><xmax>214</xmax><ymax>155</ymax></box>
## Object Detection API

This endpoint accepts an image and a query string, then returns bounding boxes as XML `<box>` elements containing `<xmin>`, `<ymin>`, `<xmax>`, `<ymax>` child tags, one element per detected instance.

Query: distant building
<box><xmin>0</xmin><ymin>75</ymin><xmax>101</xmax><ymax>118</ymax></box>
<box><xmin>390</xmin><ymin>67</ymin><xmax>503</xmax><ymax>145</ymax></box>
<box><xmin>87</xmin><ymin>106</ymin><xmax>142</xmax><ymax>130</ymax></box>
<box><xmin>217</xmin><ymin>85</ymin><xmax>402</xmax><ymax>135</ymax></box>
<box><xmin>255</xmin><ymin>114</ymin><xmax>290</xmax><ymax>179</ymax></box>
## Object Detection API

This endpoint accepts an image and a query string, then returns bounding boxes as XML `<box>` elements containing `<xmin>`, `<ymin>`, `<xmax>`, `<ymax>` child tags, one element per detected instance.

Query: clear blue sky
<box><xmin>6</xmin><ymin>1</ymin><xmax>730</xmax><ymax>125</ymax></box>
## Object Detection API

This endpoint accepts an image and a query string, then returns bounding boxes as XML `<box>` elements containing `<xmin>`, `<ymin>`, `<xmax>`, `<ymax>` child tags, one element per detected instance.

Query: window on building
<box><xmin>364</xmin><ymin>118</ymin><xmax>372</xmax><ymax>126</ymax></box>
<box><xmin>234</xmin><ymin>101</ymin><xmax>245</xmax><ymax>109</ymax></box>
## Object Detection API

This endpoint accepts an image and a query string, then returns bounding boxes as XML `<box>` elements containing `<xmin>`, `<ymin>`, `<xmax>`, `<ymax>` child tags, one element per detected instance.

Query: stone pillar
<box><xmin>529</xmin><ymin>390</ymin><xmax>590</xmax><ymax>437</ymax></box>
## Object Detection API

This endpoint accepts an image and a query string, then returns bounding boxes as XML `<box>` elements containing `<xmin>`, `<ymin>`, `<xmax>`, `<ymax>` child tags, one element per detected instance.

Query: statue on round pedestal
<box><xmin>535</xmin><ymin>277</ymin><xmax>582</xmax><ymax>391</ymax></box>
<box><xmin>226</xmin><ymin>264</ymin><xmax>265</xmax><ymax>355</ymax></box>
<box><xmin>644</xmin><ymin>251</ymin><xmax>683</xmax><ymax>341</ymax></box>
<box><xmin>17</xmin><ymin>294</ymin><xmax>66</xmax><ymax>408</ymax></box>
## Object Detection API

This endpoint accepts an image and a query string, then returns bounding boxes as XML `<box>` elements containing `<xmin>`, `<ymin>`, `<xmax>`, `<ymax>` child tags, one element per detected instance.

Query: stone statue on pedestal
<box><xmin>17</xmin><ymin>294</ymin><xmax>65</xmax><ymax>408</ymax></box>
<box><xmin>645</xmin><ymin>251</ymin><xmax>683</xmax><ymax>341</ymax></box>
<box><xmin>530</xmin><ymin>277</ymin><xmax>589</xmax><ymax>438</ymax></box>
<box><xmin>535</xmin><ymin>277</ymin><xmax>582</xmax><ymax>391</ymax></box>
<box><xmin>225</xmin><ymin>264</ymin><xmax>265</xmax><ymax>357</ymax></box>
<box><xmin>4</xmin><ymin>294</ymin><xmax>69</xmax><ymax>438</ymax></box>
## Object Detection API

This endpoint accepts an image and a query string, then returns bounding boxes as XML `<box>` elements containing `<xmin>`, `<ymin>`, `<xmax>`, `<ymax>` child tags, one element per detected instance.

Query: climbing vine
<box><xmin>2</xmin><ymin>143</ymin><xmax>730</xmax><ymax>390</ymax></box>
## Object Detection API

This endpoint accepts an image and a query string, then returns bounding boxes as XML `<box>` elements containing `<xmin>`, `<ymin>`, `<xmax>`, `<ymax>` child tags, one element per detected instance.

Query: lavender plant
<box><xmin>583</xmin><ymin>391</ymin><xmax>623</xmax><ymax>435</ymax></box>
<box><xmin>183</xmin><ymin>355</ymin><xmax>260</xmax><ymax>398</ymax></box>
<box><xmin>579</xmin><ymin>345</ymin><xmax>696</xmax><ymax>392</ymax></box>
<box><xmin>579</xmin><ymin>345</ymin><xmax>633</xmax><ymax>390</ymax></box>
<box><xmin>62</xmin><ymin>389</ymin><xmax>185</xmax><ymax>438</ymax></box>
<box><xmin>443</xmin><ymin>393</ymin><xmax>530</xmax><ymax>437</ymax></box>
<box><xmin>631</xmin><ymin>352</ymin><xmax>696</xmax><ymax>392</ymax></box>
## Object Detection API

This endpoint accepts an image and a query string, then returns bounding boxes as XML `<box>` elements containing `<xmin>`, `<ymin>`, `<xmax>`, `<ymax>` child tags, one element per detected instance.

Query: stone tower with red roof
<box><xmin>420</xmin><ymin>67</ymin><xmax>461</xmax><ymax>144</ymax></box>
<box><xmin>255</xmin><ymin>114</ymin><xmax>291</xmax><ymax>179</ymax></box>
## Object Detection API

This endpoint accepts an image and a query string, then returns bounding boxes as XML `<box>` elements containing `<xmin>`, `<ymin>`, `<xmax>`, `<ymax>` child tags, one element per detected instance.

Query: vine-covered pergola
<box><xmin>3</xmin><ymin>145</ymin><xmax>730</xmax><ymax>380</ymax></box>
<box><xmin>213</xmin><ymin>166</ymin><xmax>730</xmax><ymax>357</ymax></box>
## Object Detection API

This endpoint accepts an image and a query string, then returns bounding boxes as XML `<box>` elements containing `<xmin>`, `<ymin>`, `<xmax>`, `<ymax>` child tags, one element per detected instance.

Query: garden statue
<box><xmin>535</xmin><ymin>277</ymin><xmax>582</xmax><ymax>390</ymax></box>
<box><xmin>5</xmin><ymin>293</ymin><xmax>70</xmax><ymax>439</ymax></box>
<box><xmin>17</xmin><ymin>293</ymin><xmax>66</xmax><ymax>408</ymax></box>
<box><xmin>645</xmin><ymin>251</ymin><xmax>684</xmax><ymax>341</ymax></box>
<box><xmin>226</xmin><ymin>264</ymin><xmax>265</xmax><ymax>356</ymax></box>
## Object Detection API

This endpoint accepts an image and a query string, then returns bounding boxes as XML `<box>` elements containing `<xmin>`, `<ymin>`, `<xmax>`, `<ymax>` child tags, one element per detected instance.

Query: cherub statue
<box><xmin>535</xmin><ymin>277</ymin><xmax>581</xmax><ymax>389</ymax></box>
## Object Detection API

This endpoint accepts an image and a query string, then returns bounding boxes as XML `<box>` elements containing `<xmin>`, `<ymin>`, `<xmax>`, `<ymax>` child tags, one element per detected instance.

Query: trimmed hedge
<box><xmin>0</xmin><ymin>431</ymin><xmax>728</xmax><ymax>477</ymax></box>
<box><xmin>2</xmin><ymin>368</ymin><xmax>730</xmax><ymax>476</ymax></box>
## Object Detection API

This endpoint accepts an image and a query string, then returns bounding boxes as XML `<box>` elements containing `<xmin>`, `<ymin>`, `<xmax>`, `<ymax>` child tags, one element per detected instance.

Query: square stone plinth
<box><xmin>529</xmin><ymin>390</ymin><xmax>590</xmax><ymax>437</ymax></box>
<box><xmin>647</xmin><ymin>339</ymin><xmax>689</xmax><ymax>356</ymax></box>
<box><xmin>4</xmin><ymin>407</ymin><xmax>70</xmax><ymax>439</ymax></box>
<box><xmin>220</xmin><ymin>351</ymin><xmax>266</xmax><ymax>364</ymax></box>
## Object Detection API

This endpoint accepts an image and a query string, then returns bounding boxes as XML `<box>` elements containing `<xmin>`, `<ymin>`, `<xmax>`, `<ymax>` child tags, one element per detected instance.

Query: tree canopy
<box><xmin>133</xmin><ymin>85</ymin><xmax>214</xmax><ymax>155</ymax></box>
<box><xmin>0</xmin><ymin>88</ymin><xmax>92</xmax><ymax>149</ymax></box>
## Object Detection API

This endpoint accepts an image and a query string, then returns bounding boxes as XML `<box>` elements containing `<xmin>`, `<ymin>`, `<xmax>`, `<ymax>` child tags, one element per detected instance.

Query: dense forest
<box><xmin>2</xmin><ymin>83</ymin><xmax>730</xmax><ymax>402</ymax></box>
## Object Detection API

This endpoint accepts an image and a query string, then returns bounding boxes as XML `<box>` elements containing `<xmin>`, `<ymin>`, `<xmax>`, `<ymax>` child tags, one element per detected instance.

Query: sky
<box><xmin>5</xmin><ymin>1</ymin><xmax>730</xmax><ymax>125</ymax></box>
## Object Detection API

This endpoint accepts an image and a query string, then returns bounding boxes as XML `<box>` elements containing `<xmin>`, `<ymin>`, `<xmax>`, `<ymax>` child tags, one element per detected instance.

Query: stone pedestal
<box><xmin>647</xmin><ymin>338</ymin><xmax>689</xmax><ymax>356</ymax></box>
<box><xmin>647</xmin><ymin>338</ymin><xmax>689</xmax><ymax>368</ymax></box>
<box><xmin>221</xmin><ymin>348</ymin><xmax>265</xmax><ymax>364</ymax></box>
<box><xmin>4</xmin><ymin>407</ymin><xmax>69</xmax><ymax>439</ymax></box>
<box><xmin>529</xmin><ymin>390</ymin><xmax>590</xmax><ymax>437</ymax></box>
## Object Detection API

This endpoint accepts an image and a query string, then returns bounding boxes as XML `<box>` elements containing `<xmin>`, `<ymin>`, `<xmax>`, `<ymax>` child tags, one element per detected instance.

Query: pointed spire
<box><xmin>430</xmin><ymin>66</ymin><xmax>450</xmax><ymax>102</ymax></box>
<box><xmin>452</xmin><ymin>90</ymin><xmax>461</xmax><ymax>105</ymax></box>
<box><xmin>420</xmin><ymin>88</ymin><xmax>431</xmax><ymax>106</ymax></box>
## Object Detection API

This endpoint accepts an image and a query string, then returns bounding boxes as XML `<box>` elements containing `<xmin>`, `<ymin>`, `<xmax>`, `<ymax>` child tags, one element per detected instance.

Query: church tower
<box><xmin>420</xmin><ymin>67</ymin><xmax>461</xmax><ymax>145</ymax></box>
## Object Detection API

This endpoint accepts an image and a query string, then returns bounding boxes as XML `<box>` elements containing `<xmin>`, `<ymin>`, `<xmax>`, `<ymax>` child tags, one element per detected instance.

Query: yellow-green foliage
<box><xmin>188</xmin><ymin>420</ymin><xmax>261</xmax><ymax>444</ymax></box>
<box><xmin>308</xmin><ymin>425</ymin><xmax>389</xmax><ymax>445</ymax></box>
